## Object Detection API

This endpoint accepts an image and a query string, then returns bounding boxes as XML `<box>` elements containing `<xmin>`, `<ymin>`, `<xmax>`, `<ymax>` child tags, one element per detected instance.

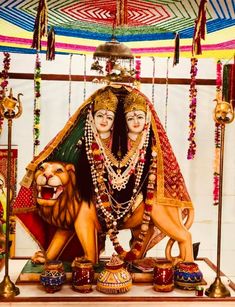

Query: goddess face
<box><xmin>94</xmin><ymin>109</ymin><xmax>115</xmax><ymax>136</ymax></box>
<box><xmin>125</xmin><ymin>110</ymin><xmax>146</xmax><ymax>136</ymax></box>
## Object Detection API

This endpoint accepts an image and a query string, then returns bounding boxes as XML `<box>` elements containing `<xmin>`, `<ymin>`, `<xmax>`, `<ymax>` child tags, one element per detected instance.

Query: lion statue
<box><xmin>31</xmin><ymin>161</ymin><xmax>97</xmax><ymax>263</ymax></box>
<box><xmin>31</xmin><ymin>161</ymin><xmax>194</xmax><ymax>265</ymax></box>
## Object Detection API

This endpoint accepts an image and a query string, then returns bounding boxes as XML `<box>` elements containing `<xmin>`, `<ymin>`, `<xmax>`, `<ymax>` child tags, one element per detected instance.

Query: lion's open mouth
<box><xmin>37</xmin><ymin>185</ymin><xmax>64</xmax><ymax>200</ymax></box>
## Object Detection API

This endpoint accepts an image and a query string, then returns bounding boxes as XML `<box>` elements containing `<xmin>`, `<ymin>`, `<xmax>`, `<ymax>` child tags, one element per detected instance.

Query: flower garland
<box><xmin>213</xmin><ymin>60</ymin><xmax>222</xmax><ymax>205</ymax></box>
<box><xmin>134</xmin><ymin>56</ymin><xmax>141</xmax><ymax>89</ymax></box>
<box><xmin>33</xmin><ymin>53</ymin><xmax>41</xmax><ymax>156</ymax></box>
<box><xmin>0</xmin><ymin>52</ymin><xmax>11</xmax><ymax>134</ymax></box>
<box><xmin>187</xmin><ymin>57</ymin><xmax>198</xmax><ymax>160</ymax></box>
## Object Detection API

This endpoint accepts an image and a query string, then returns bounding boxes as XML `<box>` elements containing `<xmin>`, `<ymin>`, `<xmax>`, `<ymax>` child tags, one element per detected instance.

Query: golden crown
<box><xmin>93</xmin><ymin>88</ymin><xmax>118</xmax><ymax>113</ymax></box>
<box><xmin>123</xmin><ymin>91</ymin><xmax>147</xmax><ymax>114</ymax></box>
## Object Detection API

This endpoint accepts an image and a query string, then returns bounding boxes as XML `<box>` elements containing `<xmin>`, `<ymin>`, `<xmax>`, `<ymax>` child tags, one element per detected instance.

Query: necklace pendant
<box><xmin>113</xmin><ymin>220</ymin><xmax>117</xmax><ymax>231</ymax></box>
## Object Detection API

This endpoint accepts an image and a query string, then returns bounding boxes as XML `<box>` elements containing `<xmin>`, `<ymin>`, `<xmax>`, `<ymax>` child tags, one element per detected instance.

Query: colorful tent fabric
<box><xmin>0</xmin><ymin>0</ymin><xmax>235</xmax><ymax>59</ymax></box>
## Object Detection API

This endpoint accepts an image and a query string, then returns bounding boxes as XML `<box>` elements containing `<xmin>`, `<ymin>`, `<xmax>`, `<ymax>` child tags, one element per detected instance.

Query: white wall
<box><xmin>0</xmin><ymin>52</ymin><xmax>234</xmax><ymax>279</ymax></box>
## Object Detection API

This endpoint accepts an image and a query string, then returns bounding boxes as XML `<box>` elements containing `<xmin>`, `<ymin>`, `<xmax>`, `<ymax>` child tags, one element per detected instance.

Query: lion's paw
<box><xmin>31</xmin><ymin>250</ymin><xmax>46</xmax><ymax>264</ymax></box>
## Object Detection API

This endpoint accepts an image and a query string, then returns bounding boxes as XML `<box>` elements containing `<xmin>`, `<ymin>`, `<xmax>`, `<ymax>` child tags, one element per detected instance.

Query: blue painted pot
<box><xmin>174</xmin><ymin>261</ymin><xmax>203</xmax><ymax>290</ymax></box>
<box><xmin>40</xmin><ymin>260</ymin><xmax>66</xmax><ymax>293</ymax></box>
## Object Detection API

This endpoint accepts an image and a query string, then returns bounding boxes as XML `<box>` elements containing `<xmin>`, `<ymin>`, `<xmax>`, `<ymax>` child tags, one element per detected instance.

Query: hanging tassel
<box><xmin>173</xmin><ymin>32</ymin><xmax>180</xmax><ymax>66</ymax></box>
<box><xmin>31</xmin><ymin>0</ymin><xmax>48</xmax><ymax>51</ymax></box>
<box><xmin>230</xmin><ymin>63</ymin><xmax>235</xmax><ymax>109</ymax></box>
<box><xmin>222</xmin><ymin>64</ymin><xmax>230</xmax><ymax>102</ymax></box>
<box><xmin>116</xmin><ymin>0</ymin><xmax>128</xmax><ymax>26</ymax></box>
<box><xmin>222</xmin><ymin>63</ymin><xmax>235</xmax><ymax>109</ymax></box>
<box><xmin>46</xmin><ymin>27</ymin><xmax>55</xmax><ymax>61</ymax></box>
<box><xmin>192</xmin><ymin>0</ymin><xmax>207</xmax><ymax>56</ymax></box>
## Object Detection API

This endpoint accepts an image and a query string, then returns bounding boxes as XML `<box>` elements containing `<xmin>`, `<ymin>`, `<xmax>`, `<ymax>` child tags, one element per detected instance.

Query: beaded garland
<box><xmin>164</xmin><ymin>57</ymin><xmax>170</xmax><ymax>131</ymax></box>
<box><xmin>0</xmin><ymin>52</ymin><xmax>11</xmax><ymax>134</ymax></box>
<box><xmin>84</xmin><ymin>105</ymin><xmax>157</xmax><ymax>261</ymax></box>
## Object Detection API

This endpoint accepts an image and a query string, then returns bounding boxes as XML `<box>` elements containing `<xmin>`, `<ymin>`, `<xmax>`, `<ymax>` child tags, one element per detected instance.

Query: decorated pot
<box><xmin>96</xmin><ymin>254</ymin><xmax>132</xmax><ymax>294</ymax></box>
<box><xmin>153</xmin><ymin>260</ymin><xmax>174</xmax><ymax>292</ymax></box>
<box><xmin>40</xmin><ymin>260</ymin><xmax>66</xmax><ymax>293</ymax></box>
<box><xmin>174</xmin><ymin>261</ymin><xmax>203</xmax><ymax>290</ymax></box>
<box><xmin>72</xmin><ymin>257</ymin><xmax>94</xmax><ymax>293</ymax></box>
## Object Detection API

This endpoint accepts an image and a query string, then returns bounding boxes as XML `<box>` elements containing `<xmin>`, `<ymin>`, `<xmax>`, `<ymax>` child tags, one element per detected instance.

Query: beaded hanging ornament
<box><xmin>164</xmin><ymin>57</ymin><xmax>170</xmax><ymax>131</ymax></box>
<box><xmin>84</xmin><ymin>93</ymin><xmax>158</xmax><ymax>261</ymax></box>
<box><xmin>151</xmin><ymin>56</ymin><xmax>156</xmax><ymax>105</ymax></box>
<box><xmin>68</xmin><ymin>54</ymin><xmax>73</xmax><ymax>118</ymax></box>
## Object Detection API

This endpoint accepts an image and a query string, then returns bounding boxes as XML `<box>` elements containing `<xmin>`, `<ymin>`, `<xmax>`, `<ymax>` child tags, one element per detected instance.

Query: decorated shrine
<box><xmin>0</xmin><ymin>0</ymin><xmax>235</xmax><ymax>305</ymax></box>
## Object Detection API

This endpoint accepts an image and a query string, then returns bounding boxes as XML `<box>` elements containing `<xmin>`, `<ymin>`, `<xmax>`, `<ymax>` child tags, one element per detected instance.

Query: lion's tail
<box><xmin>165</xmin><ymin>208</ymin><xmax>194</xmax><ymax>263</ymax></box>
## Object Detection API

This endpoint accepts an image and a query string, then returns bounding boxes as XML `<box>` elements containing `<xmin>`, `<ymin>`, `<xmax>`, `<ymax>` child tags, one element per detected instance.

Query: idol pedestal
<box><xmin>0</xmin><ymin>258</ymin><xmax>234</xmax><ymax>306</ymax></box>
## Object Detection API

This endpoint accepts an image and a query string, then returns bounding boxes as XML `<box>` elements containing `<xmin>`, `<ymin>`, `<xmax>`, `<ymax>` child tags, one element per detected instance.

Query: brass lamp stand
<box><xmin>0</xmin><ymin>89</ymin><xmax>22</xmax><ymax>298</ymax></box>
<box><xmin>205</xmin><ymin>98</ymin><xmax>234</xmax><ymax>298</ymax></box>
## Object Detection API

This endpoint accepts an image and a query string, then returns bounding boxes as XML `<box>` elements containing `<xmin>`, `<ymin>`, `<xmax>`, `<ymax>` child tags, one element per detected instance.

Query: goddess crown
<box><xmin>123</xmin><ymin>91</ymin><xmax>147</xmax><ymax>114</ymax></box>
<box><xmin>93</xmin><ymin>88</ymin><xmax>118</xmax><ymax>113</ymax></box>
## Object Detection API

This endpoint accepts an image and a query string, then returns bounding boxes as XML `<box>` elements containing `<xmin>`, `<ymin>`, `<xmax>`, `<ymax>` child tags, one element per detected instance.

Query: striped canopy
<box><xmin>0</xmin><ymin>0</ymin><xmax>235</xmax><ymax>59</ymax></box>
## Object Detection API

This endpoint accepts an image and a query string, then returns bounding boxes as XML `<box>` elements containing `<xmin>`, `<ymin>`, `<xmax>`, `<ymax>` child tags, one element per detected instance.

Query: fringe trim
<box><xmin>46</xmin><ymin>27</ymin><xmax>55</xmax><ymax>61</ymax></box>
<box><xmin>31</xmin><ymin>0</ymin><xmax>48</xmax><ymax>51</ymax></box>
<box><xmin>192</xmin><ymin>0</ymin><xmax>207</xmax><ymax>56</ymax></box>
<box><xmin>173</xmin><ymin>32</ymin><xmax>180</xmax><ymax>66</ymax></box>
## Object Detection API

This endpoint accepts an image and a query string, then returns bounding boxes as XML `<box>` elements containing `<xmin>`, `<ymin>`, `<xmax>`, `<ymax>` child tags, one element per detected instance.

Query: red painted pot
<box><xmin>153</xmin><ymin>260</ymin><xmax>174</xmax><ymax>292</ymax></box>
<box><xmin>72</xmin><ymin>258</ymin><xmax>94</xmax><ymax>293</ymax></box>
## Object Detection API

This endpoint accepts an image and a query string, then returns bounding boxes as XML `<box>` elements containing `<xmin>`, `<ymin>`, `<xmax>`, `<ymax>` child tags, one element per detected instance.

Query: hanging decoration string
<box><xmin>33</xmin><ymin>53</ymin><xmax>41</xmax><ymax>156</ymax></box>
<box><xmin>192</xmin><ymin>0</ymin><xmax>207</xmax><ymax>56</ymax></box>
<box><xmin>83</xmin><ymin>54</ymin><xmax>87</xmax><ymax>101</ymax></box>
<box><xmin>164</xmin><ymin>57</ymin><xmax>170</xmax><ymax>131</ymax></box>
<box><xmin>46</xmin><ymin>26</ymin><xmax>55</xmax><ymax>61</ymax></box>
<box><xmin>0</xmin><ymin>52</ymin><xmax>11</xmax><ymax>135</ymax></box>
<box><xmin>222</xmin><ymin>62</ymin><xmax>235</xmax><ymax>107</ymax></box>
<box><xmin>151</xmin><ymin>56</ymin><xmax>156</xmax><ymax>105</ymax></box>
<box><xmin>68</xmin><ymin>54</ymin><xmax>73</xmax><ymax>119</ymax></box>
<box><xmin>116</xmin><ymin>0</ymin><xmax>128</xmax><ymax>26</ymax></box>
<box><xmin>31</xmin><ymin>0</ymin><xmax>48</xmax><ymax>51</ymax></box>
<box><xmin>187</xmin><ymin>57</ymin><xmax>198</xmax><ymax>160</ymax></box>
<box><xmin>173</xmin><ymin>32</ymin><xmax>180</xmax><ymax>66</ymax></box>
<box><xmin>213</xmin><ymin>60</ymin><xmax>222</xmax><ymax>206</ymax></box>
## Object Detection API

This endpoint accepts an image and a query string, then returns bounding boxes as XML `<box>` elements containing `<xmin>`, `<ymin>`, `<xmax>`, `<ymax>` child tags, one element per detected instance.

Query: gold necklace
<box><xmin>101</xmin><ymin>133</ymin><xmax>142</xmax><ymax>168</ymax></box>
